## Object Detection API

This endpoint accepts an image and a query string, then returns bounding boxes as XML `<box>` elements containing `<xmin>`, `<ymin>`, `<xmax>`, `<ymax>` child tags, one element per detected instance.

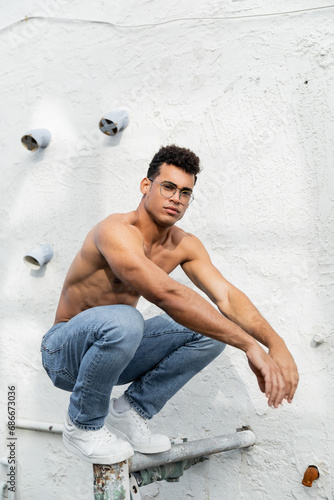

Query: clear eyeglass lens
<box><xmin>180</xmin><ymin>192</ymin><xmax>192</xmax><ymax>203</ymax></box>
<box><xmin>160</xmin><ymin>182</ymin><xmax>193</xmax><ymax>205</ymax></box>
<box><xmin>160</xmin><ymin>184</ymin><xmax>174</xmax><ymax>196</ymax></box>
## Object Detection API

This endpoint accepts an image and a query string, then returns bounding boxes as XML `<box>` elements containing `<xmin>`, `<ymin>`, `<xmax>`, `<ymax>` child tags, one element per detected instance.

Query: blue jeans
<box><xmin>41</xmin><ymin>305</ymin><xmax>225</xmax><ymax>430</ymax></box>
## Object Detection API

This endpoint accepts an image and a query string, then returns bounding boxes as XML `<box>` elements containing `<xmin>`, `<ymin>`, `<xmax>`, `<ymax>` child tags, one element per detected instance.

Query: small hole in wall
<box><xmin>304</xmin><ymin>81</ymin><xmax>308</xmax><ymax>84</ymax></box>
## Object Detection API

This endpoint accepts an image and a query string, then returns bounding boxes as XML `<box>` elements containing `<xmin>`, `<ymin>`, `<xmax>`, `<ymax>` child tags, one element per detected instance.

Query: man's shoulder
<box><xmin>97</xmin><ymin>211</ymin><xmax>136</xmax><ymax>227</ymax></box>
<box><xmin>96</xmin><ymin>211</ymin><xmax>139</xmax><ymax>234</ymax></box>
<box><xmin>171</xmin><ymin>227</ymin><xmax>205</xmax><ymax>257</ymax></box>
<box><xmin>172</xmin><ymin>226</ymin><xmax>201</xmax><ymax>244</ymax></box>
<box><xmin>93</xmin><ymin>211</ymin><xmax>143</xmax><ymax>246</ymax></box>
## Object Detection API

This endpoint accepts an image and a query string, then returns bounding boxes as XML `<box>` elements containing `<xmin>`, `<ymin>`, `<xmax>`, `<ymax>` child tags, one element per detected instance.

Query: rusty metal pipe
<box><xmin>93</xmin><ymin>461</ymin><xmax>130</xmax><ymax>500</ymax></box>
<box><xmin>129</xmin><ymin>430</ymin><xmax>255</xmax><ymax>471</ymax></box>
<box><xmin>93</xmin><ymin>430</ymin><xmax>254</xmax><ymax>499</ymax></box>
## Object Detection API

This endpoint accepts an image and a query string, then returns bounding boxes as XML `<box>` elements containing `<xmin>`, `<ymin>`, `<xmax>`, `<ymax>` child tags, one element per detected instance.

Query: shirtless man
<box><xmin>41</xmin><ymin>145</ymin><xmax>299</xmax><ymax>464</ymax></box>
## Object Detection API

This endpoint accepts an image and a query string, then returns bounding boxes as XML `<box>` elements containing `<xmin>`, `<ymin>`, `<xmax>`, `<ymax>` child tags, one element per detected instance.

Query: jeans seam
<box><xmin>73</xmin><ymin>328</ymin><xmax>110</xmax><ymax>415</ymax></box>
<box><xmin>125</xmin><ymin>394</ymin><xmax>151</xmax><ymax>420</ymax></box>
<box><xmin>74</xmin><ymin>343</ymin><xmax>103</xmax><ymax>425</ymax></box>
<box><xmin>68</xmin><ymin>409</ymin><xmax>104</xmax><ymax>431</ymax></box>
<box><xmin>144</xmin><ymin>328</ymin><xmax>200</xmax><ymax>337</ymax></box>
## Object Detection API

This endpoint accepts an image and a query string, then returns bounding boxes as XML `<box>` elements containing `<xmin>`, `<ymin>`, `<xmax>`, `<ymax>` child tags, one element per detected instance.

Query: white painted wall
<box><xmin>1</xmin><ymin>1</ymin><xmax>333</xmax><ymax>498</ymax></box>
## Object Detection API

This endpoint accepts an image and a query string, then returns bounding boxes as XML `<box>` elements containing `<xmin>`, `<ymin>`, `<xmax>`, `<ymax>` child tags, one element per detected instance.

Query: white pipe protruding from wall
<box><xmin>23</xmin><ymin>244</ymin><xmax>53</xmax><ymax>270</ymax></box>
<box><xmin>99</xmin><ymin>110</ymin><xmax>129</xmax><ymax>136</ymax></box>
<box><xmin>21</xmin><ymin>128</ymin><xmax>51</xmax><ymax>151</ymax></box>
<box><xmin>16</xmin><ymin>419</ymin><xmax>63</xmax><ymax>434</ymax></box>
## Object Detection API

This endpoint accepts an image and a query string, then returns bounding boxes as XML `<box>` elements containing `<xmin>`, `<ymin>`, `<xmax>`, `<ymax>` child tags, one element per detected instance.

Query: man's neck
<box><xmin>134</xmin><ymin>202</ymin><xmax>172</xmax><ymax>248</ymax></box>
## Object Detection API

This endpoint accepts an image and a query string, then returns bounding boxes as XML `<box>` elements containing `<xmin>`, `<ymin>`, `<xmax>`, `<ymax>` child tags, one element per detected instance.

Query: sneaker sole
<box><xmin>105</xmin><ymin>423</ymin><xmax>172</xmax><ymax>454</ymax></box>
<box><xmin>62</xmin><ymin>434</ymin><xmax>134</xmax><ymax>464</ymax></box>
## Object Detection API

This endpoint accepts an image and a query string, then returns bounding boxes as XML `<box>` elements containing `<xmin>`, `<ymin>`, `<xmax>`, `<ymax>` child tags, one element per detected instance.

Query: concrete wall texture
<box><xmin>0</xmin><ymin>1</ymin><xmax>333</xmax><ymax>498</ymax></box>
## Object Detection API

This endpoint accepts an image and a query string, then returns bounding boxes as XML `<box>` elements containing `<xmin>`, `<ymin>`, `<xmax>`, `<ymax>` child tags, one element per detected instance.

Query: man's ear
<box><xmin>140</xmin><ymin>177</ymin><xmax>151</xmax><ymax>195</ymax></box>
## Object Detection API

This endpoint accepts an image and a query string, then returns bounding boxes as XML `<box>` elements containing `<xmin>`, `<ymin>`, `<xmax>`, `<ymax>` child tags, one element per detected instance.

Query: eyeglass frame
<box><xmin>148</xmin><ymin>178</ymin><xmax>195</xmax><ymax>206</ymax></box>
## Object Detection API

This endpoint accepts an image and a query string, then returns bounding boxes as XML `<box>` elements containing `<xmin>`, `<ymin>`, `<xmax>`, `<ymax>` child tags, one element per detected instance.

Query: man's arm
<box><xmin>181</xmin><ymin>234</ymin><xmax>299</xmax><ymax>403</ymax></box>
<box><xmin>95</xmin><ymin>220</ymin><xmax>288</xmax><ymax>408</ymax></box>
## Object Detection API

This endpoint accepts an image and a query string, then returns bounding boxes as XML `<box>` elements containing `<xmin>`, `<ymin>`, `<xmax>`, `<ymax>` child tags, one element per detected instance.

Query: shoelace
<box><xmin>131</xmin><ymin>410</ymin><xmax>150</xmax><ymax>435</ymax></box>
<box><xmin>90</xmin><ymin>427</ymin><xmax>116</xmax><ymax>444</ymax></box>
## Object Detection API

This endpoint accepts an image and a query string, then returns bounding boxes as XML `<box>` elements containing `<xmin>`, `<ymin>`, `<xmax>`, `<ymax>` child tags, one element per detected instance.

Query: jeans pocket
<box><xmin>43</xmin><ymin>365</ymin><xmax>76</xmax><ymax>392</ymax></box>
<box><xmin>41</xmin><ymin>323</ymin><xmax>67</xmax><ymax>353</ymax></box>
<box><xmin>42</xmin><ymin>340</ymin><xmax>76</xmax><ymax>392</ymax></box>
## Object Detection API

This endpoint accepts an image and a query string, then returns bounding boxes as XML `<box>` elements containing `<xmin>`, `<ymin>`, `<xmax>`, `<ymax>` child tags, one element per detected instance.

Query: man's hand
<box><xmin>268</xmin><ymin>342</ymin><xmax>299</xmax><ymax>404</ymax></box>
<box><xmin>246</xmin><ymin>344</ymin><xmax>286</xmax><ymax>408</ymax></box>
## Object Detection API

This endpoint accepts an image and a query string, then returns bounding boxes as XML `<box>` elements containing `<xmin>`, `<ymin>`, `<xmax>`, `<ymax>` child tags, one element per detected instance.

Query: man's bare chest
<box><xmin>144</xmin><ymin>245</ymin><xmax>184</xmax><ymax>275</ymax></box>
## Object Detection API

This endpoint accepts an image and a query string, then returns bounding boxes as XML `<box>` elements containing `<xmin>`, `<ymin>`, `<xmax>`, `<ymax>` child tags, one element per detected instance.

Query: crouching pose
<box><xmin>41</xmin><ymin>145</ymin><xmax>299</xmax><ymax>464</ymax></box>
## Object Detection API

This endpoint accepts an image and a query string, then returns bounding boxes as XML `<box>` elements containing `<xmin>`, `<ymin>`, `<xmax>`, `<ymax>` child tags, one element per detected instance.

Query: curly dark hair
<box><xmin>147</xmin><ymin>145</ymin><xmax>201</xmax><ymax>184</ymax></box>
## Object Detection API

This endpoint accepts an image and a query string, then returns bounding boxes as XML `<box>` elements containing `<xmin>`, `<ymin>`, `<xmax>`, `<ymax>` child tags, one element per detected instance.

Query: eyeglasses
<box><xmin>148</xmin><ymin>178</ymin><xmax>194</xmax><ymax>206</ymax></box>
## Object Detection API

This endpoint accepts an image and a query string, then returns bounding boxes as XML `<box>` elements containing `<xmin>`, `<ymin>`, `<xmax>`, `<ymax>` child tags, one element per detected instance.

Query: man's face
<box><xmin>142</xmin><ymin>163</ymin><xmax>195</xmax><ymax>227</ymax></box>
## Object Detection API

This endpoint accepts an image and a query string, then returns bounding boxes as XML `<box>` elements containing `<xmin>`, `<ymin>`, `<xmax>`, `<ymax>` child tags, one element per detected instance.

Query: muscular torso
<box><xmin>54</xmin><ymin>211</ymin><xmax>190</xmax><ymax>323</ymax></box>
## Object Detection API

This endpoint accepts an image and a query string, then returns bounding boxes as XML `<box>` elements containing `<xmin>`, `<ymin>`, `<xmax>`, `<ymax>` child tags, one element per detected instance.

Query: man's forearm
<box><xmin>216</xmin><ymin>287</ymin><xmax>285</xmax><ymax>349</ymax></box>
<box><xmin>157</xmin><ymin>282</ymin><xmax>258</xmax><ymax>353</ymax></box>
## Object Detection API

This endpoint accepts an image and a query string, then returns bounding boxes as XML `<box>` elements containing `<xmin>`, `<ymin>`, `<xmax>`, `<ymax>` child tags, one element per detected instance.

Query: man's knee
<box><xmin>96</xmin><ymin>305</ymin><xmax>145</xmax><ymax>344</ymax></box>
<box><xmin>212</xmin><ymin>339</ymin><xmax>226</xmax><ymax>357</ymax></box>
<box><xmin>194</xmin><ymin>335</ymin><xmax>226</xmax><ymax>359</ymax></box>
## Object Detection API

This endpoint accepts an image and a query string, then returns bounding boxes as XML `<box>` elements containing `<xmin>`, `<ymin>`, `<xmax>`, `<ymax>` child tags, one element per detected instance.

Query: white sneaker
<box><xmin>105</xmin><ymin>399</ymin><xmax>171</xmax><ymax>454</ymax></box>
<box><xmin>63</xmin><ymin>413</ymin><xmax>134</xmax><ymax>464</ymax></box>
